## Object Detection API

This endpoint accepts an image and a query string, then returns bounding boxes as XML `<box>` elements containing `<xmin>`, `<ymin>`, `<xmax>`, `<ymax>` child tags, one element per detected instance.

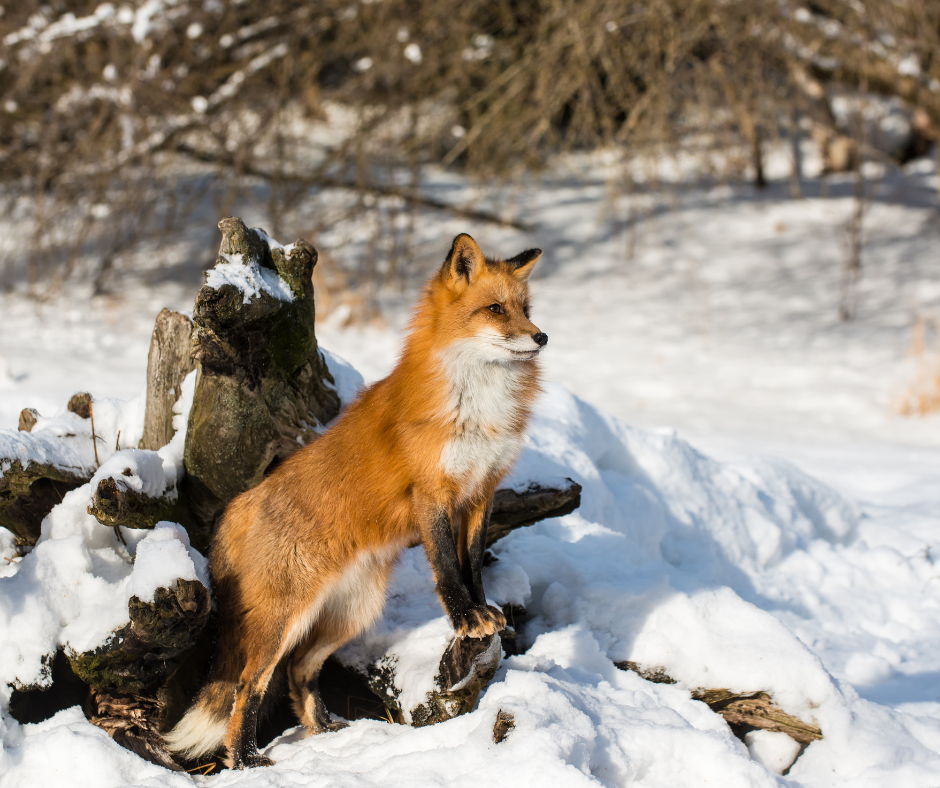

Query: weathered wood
<box><xmin>0</xmin><ymin>459</ymin><xmax>88</xmax><ymax>546</ymax></box>
<box><xmin>86</xmin><ymin>687</ymin><xmax>182</xmax><ymax>771</ymax></box>
<box><xmin>140</xmin><ymin>310</ymin><xmax>195</xmax><ymax>451</ymax></box>
<box><xmin>68</xmin><ymin>579</ymin><xmax>211</xmax><ymax>695</ymax></box>
<box><xmin>18</xmin><ymin>408</ymin><xmax>39</xmax><ymax>432</ymax></box>
<box><xmin>488</xmin><ymin>478</ymin><xmax>582</xmax><ymax>547</ymax></box>
<box><xmin>67</xmin><ymin>392</ymin><xmax>93</xmax><ymax>419</ymax></box>
<box><xmin>86</xmin><ymin>475</ymin><xmax>190</xmax><ymax>532</ymax></box>
<box><xmin>614</xmin><ymin>662</ymin><xmax>823</xmax><ymax>744</ymax></box>
<box><xmin>690</xmin><ymin>689</ymin><xmax>823</xmax><ymax>745</ymax></box>
<box><xmin>493</xmin><ymin>710</ymin><xmax>515</xmax><ymax>743</ymax></box>
<box><xmin>365</xmin><ymin>633</ymin><xmax>503</xmax><ymax>728</ymax></box>
<box><xmin>181</xmin><ymin>217</ymin><xmax>341</xmax><ymax>531</ymax></box>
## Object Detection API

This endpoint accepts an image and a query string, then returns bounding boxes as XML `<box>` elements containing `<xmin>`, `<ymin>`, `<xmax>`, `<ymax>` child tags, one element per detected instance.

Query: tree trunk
<box><xmin>181</xmin><ymin>217</ymin><xmax>341</xmax><ymax>534</ymax></box>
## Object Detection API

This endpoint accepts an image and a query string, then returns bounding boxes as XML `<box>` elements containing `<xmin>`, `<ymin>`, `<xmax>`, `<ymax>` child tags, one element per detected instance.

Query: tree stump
<box><xmin>139</xmin><ymin>310</ymin><xmax>195</xmax><ymax>451</ymax></box>
<box><xmin>181</xmin><ymin>217</ymin><xmax>341</xmax><ymax>530</ymax></box>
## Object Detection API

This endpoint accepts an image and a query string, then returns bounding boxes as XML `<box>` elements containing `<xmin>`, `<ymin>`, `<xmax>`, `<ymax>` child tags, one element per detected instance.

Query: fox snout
<box><xmin>533</xmin><ymin>332</ymin><xmax>548</xmax><ymax>347</ymax></box>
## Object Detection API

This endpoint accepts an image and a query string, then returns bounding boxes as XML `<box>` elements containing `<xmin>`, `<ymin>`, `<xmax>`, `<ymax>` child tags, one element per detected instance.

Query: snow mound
<box><xmin>0</xmin><ymin>377</ymin><xmax>205</xmax><ymax>699</ymax></box>
<box><xmin>3</xmin><ymin>376</ymin><xmax>940</xmax><ymax>786</ymax></box>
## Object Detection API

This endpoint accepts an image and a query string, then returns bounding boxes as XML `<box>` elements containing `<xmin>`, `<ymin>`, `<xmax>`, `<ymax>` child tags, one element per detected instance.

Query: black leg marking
<box><xmin>463</xmin><ymin>503</ymin><xmax>492</xmax><ymax>605</ymax></box>
<box><xmin>424</xmin><ymin>507</ymin><xmax>475</xmax><ymax>622</ymax></box>
<box><xmin>231</xmin><ymin>690</ymin><xmax>273</xmax><ymax>769</ymax></box>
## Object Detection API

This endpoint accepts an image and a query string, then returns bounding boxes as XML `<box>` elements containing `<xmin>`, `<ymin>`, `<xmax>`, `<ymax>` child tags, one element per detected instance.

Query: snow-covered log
<box><xmin>0</xmin><ymin>420</ymin><xmax>101</xmax><ymax>545</ymax></box>
<box><xmin>616</xmin><ymin>661</ymin><xmax>823</xmax><ymax>745</ymax></box>
<box><xmin>181</xmin><ymin>217</ymin><xmax>341</xmax><ymax>531</ymax></box>
<box><xmin>67</xmin><ymin>578</ymin><xmax>210</xmax><ymax>695</ymax></box>
<box><xmin>488</xmin><ymin>478</ymin><xmax>582</xmax><ymax>547</ymax></box>
<box><xmin>363</xmin><ymin>633</ymin><xmax>503</xmax><ymax>727</ymax></box>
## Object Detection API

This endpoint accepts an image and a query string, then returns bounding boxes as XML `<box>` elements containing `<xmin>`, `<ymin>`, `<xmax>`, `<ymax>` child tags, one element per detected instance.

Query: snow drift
<box><xmin>1</xmin><ymin>359</ymin><xmax>940</xmax><ymax>787</ymax></box>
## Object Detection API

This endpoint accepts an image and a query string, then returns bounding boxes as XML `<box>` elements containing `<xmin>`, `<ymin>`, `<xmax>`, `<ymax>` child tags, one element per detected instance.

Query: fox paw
<box><xmin>453</xmin><ymin>605</ymin><xmax>506</xmax><ymax>639</ymax></box>
<box><xmin>229</xmin><ymin>750</ymin><xmax>273</xmax><ymax>770</ymax></box>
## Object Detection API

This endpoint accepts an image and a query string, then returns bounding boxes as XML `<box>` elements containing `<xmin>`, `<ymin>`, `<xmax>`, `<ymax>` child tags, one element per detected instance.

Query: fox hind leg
<box><xmin>288</xmin><ymin>630</ymin><xmax>348</xmax><ymax>734</ymax></box>
<box><xmin>224</xmin><ymin>626</ymin><xmax>291</xmax><ymax>769</ymax></box>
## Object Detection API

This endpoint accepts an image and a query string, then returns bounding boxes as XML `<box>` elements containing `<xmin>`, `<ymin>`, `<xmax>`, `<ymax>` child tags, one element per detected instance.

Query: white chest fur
<box><xmin>439</xmin><ymin>342</ymin><xmax>525</xmax><ymax>497</ymax></box>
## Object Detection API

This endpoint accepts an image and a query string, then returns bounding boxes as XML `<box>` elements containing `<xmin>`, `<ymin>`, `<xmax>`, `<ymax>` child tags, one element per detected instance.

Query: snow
<box><xmin>206</xmin><ymin>252</ymin><xmax>295</xmax><ymax>305</ymax></box>
<box><xmin>0</xmin><ymin>374</ymin><xmax>205</xmax><ymax>697</ymax></box>
<box><xmin>2</xmin><ymin>144</ymin><xmax>940</xmax><ymax>785</ymax></box>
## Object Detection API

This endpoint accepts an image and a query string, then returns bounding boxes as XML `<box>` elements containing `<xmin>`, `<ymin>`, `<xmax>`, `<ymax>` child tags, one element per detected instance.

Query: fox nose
<box><xmin>533</xmin><ymin>332</ymin><xmax>548</xmax><ymax>347</ymax></box>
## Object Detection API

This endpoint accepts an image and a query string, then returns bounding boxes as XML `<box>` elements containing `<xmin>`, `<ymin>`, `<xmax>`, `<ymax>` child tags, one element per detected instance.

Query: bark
<box><xmin>615</xmin><ymin>661</ymin><xmax>823</xmax><ymax>745</ymax></box>
<box><xmin>181</xmin><ymin>217</ymin><xmax>341</xmax><ymax>532</ymax></box>
<box><xmin>139</xmin><ymin>309</ymin><xmax>195</xmax><ymax>451</ymax></box>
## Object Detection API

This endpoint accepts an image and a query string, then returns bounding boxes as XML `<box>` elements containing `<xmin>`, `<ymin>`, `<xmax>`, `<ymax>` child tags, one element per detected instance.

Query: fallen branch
<box><xmin>86</xmin><ymin>475</ymin><xmax>187</xmax><ymax>532</ymax></box>
<box><xmin>488</xmin><ymin>478</ymin><xmax>582</xmax><ymax>547</ymax></box>
<box><xmin>615</xmin><ymin>661</ymin><xmax>823</xmax><ymax>745</ymax></box>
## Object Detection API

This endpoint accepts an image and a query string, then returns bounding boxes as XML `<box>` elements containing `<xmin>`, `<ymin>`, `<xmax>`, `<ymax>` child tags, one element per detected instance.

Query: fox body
<box><xmin>165</xmin><ymin>234</ymin><xmax>547</xmax><ymax>768</ymax></box>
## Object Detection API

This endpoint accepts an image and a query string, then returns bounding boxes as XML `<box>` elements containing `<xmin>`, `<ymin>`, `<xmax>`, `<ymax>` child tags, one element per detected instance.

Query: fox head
<box><xmin>424</xmin><ymin>233</ymin><xmax>547</xmax><ymax>364</ymax></box>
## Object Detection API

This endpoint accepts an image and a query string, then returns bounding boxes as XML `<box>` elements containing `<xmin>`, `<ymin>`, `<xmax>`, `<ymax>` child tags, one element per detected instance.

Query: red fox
<box><xmin>165</xmin><ymin>234</ymin><xmax>546</xmax><ymax>769</ymax></box>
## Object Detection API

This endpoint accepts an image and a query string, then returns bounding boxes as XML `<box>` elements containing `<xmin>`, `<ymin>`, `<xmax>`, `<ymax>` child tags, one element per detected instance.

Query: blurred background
<box><xmin>1</xmin><ymin>0</ymin><xmax>939</xmax><ymax>456</ymax></box>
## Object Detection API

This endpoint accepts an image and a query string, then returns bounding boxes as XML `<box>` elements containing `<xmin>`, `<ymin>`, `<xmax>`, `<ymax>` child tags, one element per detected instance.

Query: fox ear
<box><xmin>442</xmin><ymin>234</ymin><xmax>485</xmax><ymax>290</ymax></box>
<box><xmin>507</xmin><ymin>248</ymin><xmax>541</xmax><ymax>281</ymax></box>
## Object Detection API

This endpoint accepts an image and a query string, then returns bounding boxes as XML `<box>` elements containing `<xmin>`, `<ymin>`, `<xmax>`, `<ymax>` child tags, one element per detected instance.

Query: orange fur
<box><xmin>165</xmin><ymin>234</ymin><xmax>546</xmax><ymax>769</ymax></box>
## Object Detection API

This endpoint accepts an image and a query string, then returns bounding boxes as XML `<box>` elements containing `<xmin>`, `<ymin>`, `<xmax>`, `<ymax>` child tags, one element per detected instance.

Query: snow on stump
<box><xmin>181</xmin><ymin>217</ymin><xmax>341</xmax><ymax>530</ymax></box>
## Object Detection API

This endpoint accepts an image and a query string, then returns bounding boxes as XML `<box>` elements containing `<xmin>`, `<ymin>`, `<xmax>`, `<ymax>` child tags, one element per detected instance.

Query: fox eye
<box><xmin>523</xmin><ymin>305</ymin><xmax>530</xmax><ymax>318</ymax></box>
<box><xmin>487</xmin><ymin>303</ymin><xmax>504</xmax><ymax>314</ymax></box>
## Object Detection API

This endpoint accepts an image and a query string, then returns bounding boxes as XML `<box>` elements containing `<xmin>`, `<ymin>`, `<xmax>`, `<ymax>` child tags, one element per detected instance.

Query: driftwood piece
<box><xmin>68</xmin><ymin>392</ymin><xmax>93</xmax><ymax>419</ymax></box>
<box><xmin>140</xmin><ymin>310</ymin><xmax>195</xmax><ymax>451</ymax></box>
<box><xmin>0</xmin><ymin>459</ymin><xmax>88</xmax><ymax>546</ymax></box>
<box><xmin>68</xmin><ymin>579</ymin><xmax>210</xmax><ymax>695</ymax></box>
<box><xmin>181</xmin><ymin>217</ymin><xmax>341</xmax><ymax>530</ymax></box>
<box><xmin>493</xmin><ymin>710</ymin><xmax>515</xmax><ymax>743</ymax></box>
<box><xmin>615</xmin><ymin>661</ymin><xmax>823</xmax><ymax>745</ymax></box>
<box><xmin>488</xmin><ymin>478</ymin><xmax>582</xmax><ymax>546</ymax></box>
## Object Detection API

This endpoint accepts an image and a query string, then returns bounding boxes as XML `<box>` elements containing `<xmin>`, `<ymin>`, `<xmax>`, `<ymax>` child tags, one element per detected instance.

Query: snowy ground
<box><xmin>1</xmin><ymin>150</ymin><xmax>940</xmax><ymax>787</ymax></box>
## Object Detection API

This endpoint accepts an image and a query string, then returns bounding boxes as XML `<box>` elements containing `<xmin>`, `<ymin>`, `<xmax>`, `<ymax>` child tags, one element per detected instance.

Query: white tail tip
<box><xmin>164</xmin><ymin>703</ymin><xmax>228</xmax><ymax>760</ymax></box>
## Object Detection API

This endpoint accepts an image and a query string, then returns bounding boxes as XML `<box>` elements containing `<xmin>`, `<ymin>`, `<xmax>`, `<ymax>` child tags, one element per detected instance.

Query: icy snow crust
<box><xmin>3</xmin><ymin>363</ymin><xmax>940</xmax><ymax>785</ymax></box>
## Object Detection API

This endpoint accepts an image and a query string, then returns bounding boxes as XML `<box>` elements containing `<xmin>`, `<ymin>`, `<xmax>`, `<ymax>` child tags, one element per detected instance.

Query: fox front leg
<box><xmin>459</xmin><ymin>500</ymin><xmax>493</xmax><ymax>606</ymax></box>
<box><xmin>419</xmin><ymin>503</ymin><xmax>505</xmax><ymax>639</ymax></box>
